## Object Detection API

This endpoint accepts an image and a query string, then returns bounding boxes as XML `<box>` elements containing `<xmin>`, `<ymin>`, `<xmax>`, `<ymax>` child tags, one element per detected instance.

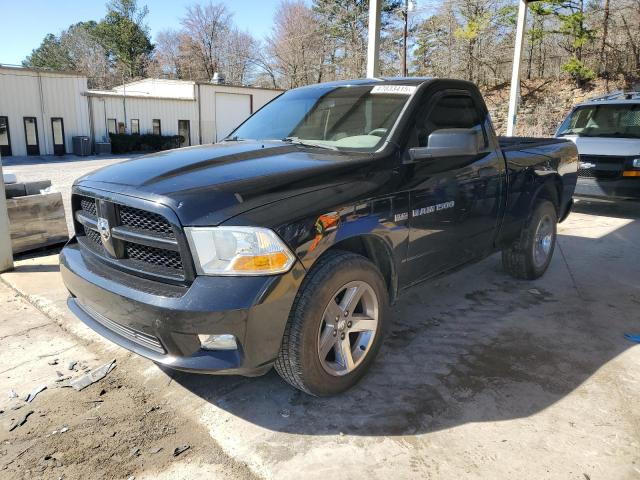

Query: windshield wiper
<box><xmin>282</xmin><ymin>137</ymin><xmax>338</xmax><ymax>151</ymax></box>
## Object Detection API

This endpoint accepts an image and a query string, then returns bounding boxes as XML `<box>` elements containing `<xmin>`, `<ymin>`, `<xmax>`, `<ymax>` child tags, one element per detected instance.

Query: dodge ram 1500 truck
<box><xmin>60</xmin><ymin>78</ymin><xmax>578</xmax><ymax>396</ymax></box>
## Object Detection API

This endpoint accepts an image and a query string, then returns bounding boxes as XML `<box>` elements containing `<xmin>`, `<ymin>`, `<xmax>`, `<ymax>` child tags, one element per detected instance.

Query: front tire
<box><xmin>502</xmin><ymin>199</ymin><xmax>557</xmax><ymax>280</ymax></box>
<box><xmin>275</xmin><ymin>250</ymin><xmax>388</xmax><ymax>396</ymax></box>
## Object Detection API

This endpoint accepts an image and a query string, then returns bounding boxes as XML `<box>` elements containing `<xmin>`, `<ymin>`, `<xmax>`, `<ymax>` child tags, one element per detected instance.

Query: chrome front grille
<box><xmin>74</xmin><ymin>194</ymin><xmax>188</xmax><ymax>282</ymax></box>
<box><xmin>578</xmin><ymin>155</ymin><xmax>626</xmax><ymax>179</ymax></box>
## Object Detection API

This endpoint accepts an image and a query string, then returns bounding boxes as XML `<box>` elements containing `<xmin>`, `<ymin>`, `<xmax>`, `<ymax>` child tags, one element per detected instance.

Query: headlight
<box><xmin>185</xmin><ymin>226</ymin><xmax>295</xmax><ymax>275</ymax></box>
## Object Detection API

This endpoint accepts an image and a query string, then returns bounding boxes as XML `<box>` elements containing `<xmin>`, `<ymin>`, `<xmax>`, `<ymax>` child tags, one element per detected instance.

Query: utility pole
<box><xmin>367</xmin><ymin>0</ymin><xmax>382</xmax><ymax>78</ymax></box>
<box><xmin>0</xmin><ymin>153</ymin><xmax>14</xmax><ymax>273</ymax></box>
<box><xmin>507</xmin><ymin>0</ymin><xmax>530</xmax><ymax>136</ymax></box>
<box><xmin>402</xmin><ymin>0</ymin><xmax>408</xmax><ymax>77</ymax></box>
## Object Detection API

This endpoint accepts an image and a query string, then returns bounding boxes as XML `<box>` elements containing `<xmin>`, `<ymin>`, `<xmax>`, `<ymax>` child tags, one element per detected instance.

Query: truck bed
<box><xmin>498</xmin><ymin>136</ymin><xmax>569</xmax><ymax>152</ymax></box>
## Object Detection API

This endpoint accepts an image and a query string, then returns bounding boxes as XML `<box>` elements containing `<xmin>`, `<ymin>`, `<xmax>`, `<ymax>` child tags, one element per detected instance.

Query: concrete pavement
<box><xmin>1</xmin><ymin>198</ymin><xmax>639</xmax><ymax>479</ymax></box>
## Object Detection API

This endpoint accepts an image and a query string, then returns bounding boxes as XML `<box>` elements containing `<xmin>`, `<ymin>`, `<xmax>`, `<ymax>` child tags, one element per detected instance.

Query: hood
<box><xmin>77</xmin><ymin>141</ymin><xmax>375</xmax><ymax>226</ymax></box>
<box><xmin>562</xmin><ymin>136</ymin><xmax>640</xmax><ymax>156</ymax></box>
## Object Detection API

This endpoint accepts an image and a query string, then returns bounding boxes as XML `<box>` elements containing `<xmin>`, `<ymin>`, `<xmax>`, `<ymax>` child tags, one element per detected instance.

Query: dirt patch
<box><xmin>0</xmin><ymin>361</ymin><xmax>257</xmax><ymax>480</ymax></box>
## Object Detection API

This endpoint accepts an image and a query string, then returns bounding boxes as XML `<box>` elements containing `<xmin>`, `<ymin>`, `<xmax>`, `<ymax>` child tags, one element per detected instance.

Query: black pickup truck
<box><xmin>61</xmin><ymin>78</ymin><xmax>577</xmax><ymax>396</ymax></box>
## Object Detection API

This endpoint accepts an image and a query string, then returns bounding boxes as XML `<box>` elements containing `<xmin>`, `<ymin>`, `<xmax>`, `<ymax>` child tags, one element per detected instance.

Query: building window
<box><xmin>152</xmin><ymin>119</ymin><xmax>161</xmax><ymax>136</ymax></box>
<box><xmin>118</xmin><ymin>122</ymin><xmax>125</xmax><ymax>134</ymax></box>
<box><xmin>107</xmin><ymin>118</ymin><xmax>117</xmax><ymax>135</ymax></box>
<box><xmin>131</xmin><ymin>119</ymin><xmax>139</xmax><ymax>134</ymax></box>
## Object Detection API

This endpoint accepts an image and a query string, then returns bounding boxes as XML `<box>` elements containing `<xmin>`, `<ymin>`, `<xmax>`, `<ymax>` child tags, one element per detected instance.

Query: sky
<box><xmin>0</xmin><ymin>0</ymin><xmax>280</xmax><ymax>66</ymax></box>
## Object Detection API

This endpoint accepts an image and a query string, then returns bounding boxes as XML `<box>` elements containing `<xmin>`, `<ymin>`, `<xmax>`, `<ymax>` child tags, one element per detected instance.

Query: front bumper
<box><xmin>60</xmin><ymin>241</ymin><xmax>305</xmax><ymax>376</ymax></box>
<box><xmin>575</xmin><ymin>177</ymin><xmax>640</xmax><ymax>200</ymax></box>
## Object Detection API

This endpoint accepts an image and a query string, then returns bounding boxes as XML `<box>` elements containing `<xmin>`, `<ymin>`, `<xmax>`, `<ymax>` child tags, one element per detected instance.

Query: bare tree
<box><xmin>152</xmin><ymin>29</ymin><xmax>182</xmax><ymax>78</ymax></box>
<box><xmin>180</xmin><ymin>2</ymin><xmax>233</xmax><ymax>80</ymax></box>
<box><xmin>264</xmin><ymin>1</ymin><xmax>325</xmax><ymax>88</ymax></box>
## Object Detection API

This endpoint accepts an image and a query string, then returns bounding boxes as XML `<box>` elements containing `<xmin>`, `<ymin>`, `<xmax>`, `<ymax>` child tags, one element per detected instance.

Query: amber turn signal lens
<box><xmin>230</xmin><ymin>252</ymin><xmax>291</xmax><ymax>272</ymax></box>
<box><xmin>622</xmin><ymin>171</ymin><xmax>640</xmax><ymax>177</ymax></box>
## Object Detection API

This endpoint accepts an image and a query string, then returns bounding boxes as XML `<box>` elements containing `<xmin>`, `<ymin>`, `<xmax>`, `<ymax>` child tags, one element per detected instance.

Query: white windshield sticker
<box><xmin>371</xmin><ymin>85</ymin><xmax>417</xmax><ymax>95</ymax></box>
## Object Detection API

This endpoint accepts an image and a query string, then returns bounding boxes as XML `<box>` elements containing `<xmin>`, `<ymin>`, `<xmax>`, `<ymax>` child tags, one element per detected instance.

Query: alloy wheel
<box><xmin>317</xmin><ymin>280</ymin><xmax>379</xmax><ymax>376</ymax></box>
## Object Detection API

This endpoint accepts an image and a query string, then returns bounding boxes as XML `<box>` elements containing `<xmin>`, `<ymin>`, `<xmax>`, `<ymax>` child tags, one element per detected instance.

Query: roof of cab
<box><xmin>577</xmin><ymin>91</ymin><xmax>640</xmax><ymax>107</ymax></box>
<box><xmin>294</xmin><ymin>77</ymin><xmax>433</xmax><ymax>90</ymax></box>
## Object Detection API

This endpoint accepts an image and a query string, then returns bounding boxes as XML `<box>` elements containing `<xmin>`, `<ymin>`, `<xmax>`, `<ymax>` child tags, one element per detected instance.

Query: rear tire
<box><xmin>275</xmin><ymin>250</ymin><xmax>388</xmax><ymax>396</ymax></box>
<box><xmin>502</xmin><ymin>200</ymin><xmax>557</xmax><ymax>280</ymax></box>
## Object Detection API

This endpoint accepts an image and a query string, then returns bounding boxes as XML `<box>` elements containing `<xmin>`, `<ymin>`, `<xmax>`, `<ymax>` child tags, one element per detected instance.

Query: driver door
<box><xmin>401</xmin><ymin>90</ymin><xmax>505</xmax><ymax>285</ymax></box>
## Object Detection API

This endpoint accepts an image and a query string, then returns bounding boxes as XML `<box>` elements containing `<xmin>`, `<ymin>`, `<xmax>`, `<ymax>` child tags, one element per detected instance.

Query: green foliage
<box><xmin>562</xmin><ymin>56</ymin><xmax>595</xmax><ymax>83</ymax></box>
<box><xmin>109</xmin><ymin>133</ymin><xmax>183</xmax><ymax>153</ymax></box>
<box><xmin>94</xmin><ymin>0</ymin><xmax>154</xmax><ymax>77</ymax></box>
<box><xmin>23</xmin><ymin>0</ymin><xmax>153</xmax><ymax>81</ymax></box>
<box><xmin>23</xmin><ymin>22</ymin><xmax>100</xmax><ymax>71</ymax></box>
<box><xmin>23</xmin><ymin>34</ymin><xmax>73</xmax><ymax>71</ymax></box>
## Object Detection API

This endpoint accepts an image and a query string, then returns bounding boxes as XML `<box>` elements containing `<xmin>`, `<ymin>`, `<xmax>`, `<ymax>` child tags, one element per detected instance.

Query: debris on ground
<box><xmin>55</xmin><ymin>375</ymin><xmax>72</xmax><ymax>383</ymax></box>
<box><xmin>48</xmin><ymin>358</ymin><xmax>59</xmax><ymax>366</ymax></box>
<box><xmin>528</xmin><ymin>288</ymin><xmax>542</xmax><ymax>295</ymax></box>
<box><xmin>9</xmin><ymin>389</ymin><xmax>18</xmax><ymax>399</ymax></box>
<box><xmin>10</xmin><ymin>403</ymin><xmax>23</xmax><ymax>411</ymax></box>
<box><xmin>279</xmin><ymin>409</ymin><xmax>290</xmax><ymax>418</ymax></box>
<box><xmin>173</xmin><ymin>445</ymin><xmax>190</xmax><ymax>457</ymax></box>
<box><xmin>148</xmin><ymin>447</ymin><xmax>163</xmax><ymax>454</ymax></box>
<box><xmin>624</xmin><ymin>333</ymin><xmax>640</xmax><ymax>343</ymax></box>
<box><xmin>25</xmin><ymin>385</ymin><xmax>47</xmax><ymax>403</ymax></box>
<box><xmin>67</xmin><ymin>360</ymin><xmax>78</xmax><ymax>371</ymax></box>
<box><xmin>130</xmin><ymin>447</ymin><xmax>141</xmax><ymax>458</ymax></box>
<box><xmin>70</xmin><ymin>359</ymin><xmax>116</xmax><ymax>391</ymax></box>
<box><xmin>8</xmin><ymin>410</ymin><xmax>34</xmax><ymax>431</ymax></box>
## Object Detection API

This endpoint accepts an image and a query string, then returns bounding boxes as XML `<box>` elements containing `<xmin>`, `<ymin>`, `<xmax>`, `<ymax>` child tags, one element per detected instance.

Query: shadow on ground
<box><xmin>163</xmin><ymin>200</ymin><xmax>640</xmax><ymax>436</ymax></box>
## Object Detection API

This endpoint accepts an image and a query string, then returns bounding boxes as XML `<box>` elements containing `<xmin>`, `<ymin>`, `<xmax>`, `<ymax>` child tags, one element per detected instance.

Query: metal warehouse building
<box><xmin>0</xmin><ymin>65</ymin><xmax>283</xmax><ymax>157</ymax></box>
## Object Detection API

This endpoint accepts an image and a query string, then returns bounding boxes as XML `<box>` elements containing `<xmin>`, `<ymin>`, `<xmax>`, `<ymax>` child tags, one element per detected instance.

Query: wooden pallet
<box><xmin>6</xmin><ymin>192</ymin><xmax>69</xmax><ymax>254</ymax></box>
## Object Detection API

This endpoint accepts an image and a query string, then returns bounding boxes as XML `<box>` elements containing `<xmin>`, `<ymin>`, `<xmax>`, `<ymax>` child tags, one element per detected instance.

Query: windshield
<box><xmin>557</xmin><ymin>103</ymin><xmax>640</xmax><ymax>138</ymax></box>
<box><xmin>228</xmin><ymin>85</ymin><xmax>414</xmax><ymax>151</ymax></box>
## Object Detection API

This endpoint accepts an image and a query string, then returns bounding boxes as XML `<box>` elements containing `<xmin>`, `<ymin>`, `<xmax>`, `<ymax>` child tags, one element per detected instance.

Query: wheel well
<box><xmin>326</xmin><ymin>235</ymin><xmax>398</xmax><ymax>303</ymax></box>
<box><xmin>536</xmin><ymin>177</ymin><xmax>562</xmax><ymax>215</ymax></box>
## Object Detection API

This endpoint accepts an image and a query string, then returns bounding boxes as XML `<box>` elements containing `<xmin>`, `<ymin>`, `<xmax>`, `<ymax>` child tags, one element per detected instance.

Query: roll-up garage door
<box><xmin>215</xmin><ymin>93</ymin><xmax>251</xmax><ymax>141</ymax></box>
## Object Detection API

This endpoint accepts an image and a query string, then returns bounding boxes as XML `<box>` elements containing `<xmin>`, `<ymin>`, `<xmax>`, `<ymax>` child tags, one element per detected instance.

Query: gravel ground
<box><xmin>3</xmin><ymin>154</ymin><xmax>135</xmax><ymax>235</ymax></box>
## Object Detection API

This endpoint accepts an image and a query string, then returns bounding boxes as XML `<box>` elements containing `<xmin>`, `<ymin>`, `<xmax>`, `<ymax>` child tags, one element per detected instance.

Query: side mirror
<box><xmin>408</xmin><ymin>128</ymin><xmax>483</xmax><ymax>162</ymax></box>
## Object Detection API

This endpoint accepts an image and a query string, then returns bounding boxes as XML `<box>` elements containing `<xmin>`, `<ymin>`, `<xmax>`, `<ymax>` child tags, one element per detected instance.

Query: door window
<box><xmin>131</xmin><ymin>119</ymin><xmax>139</xmax><ymax>134</ymax></box>
<box><xmin>51</xmin><ymin>118</ymin><xmax>65</xmax><ymax>155</ymax></box>
<box><xmin>152</xmin><ymin>119</ymin><xmax>161</xmax><ymax>136</ymax></box>
<box><xmin>0</xmin><ymin>116</ymin><xmax>11</xmax><ymax>156</ymax></box>
<box><xmin>418</xmin><ymin>94</ymin><xmax>486</xmax><ymax>148</ymax></box>
<box><xmin>52</xmin><ymin>118</ymin><xmax>64</xmax><ymax>145</ymax></box>
<box><xmin>178</xmin><ymin>120</ymin><xmax>190</xmax><ymax>147</ymax></box>
<box><xmin>107</xmin><ymin>118</ymin><xmax>117</xmax><ymax>135</ymax></box>
<box><xmin>23</xmin><ymin>117</ymin><xmax>40</xmax><ymax>155</ymax></box>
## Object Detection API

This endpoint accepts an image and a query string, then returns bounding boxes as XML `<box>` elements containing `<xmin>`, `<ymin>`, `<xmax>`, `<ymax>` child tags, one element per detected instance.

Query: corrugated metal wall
<box><xmin>0</xmin><ymin>67</ymin><xmax>282</xmax><ymax>157</ymax></box>
<box><xmin>0</xmin><ymin>67</ymin><xmax>90</xmax><ymax>156</ymax></box>
<box><xmin>91</xmin><ymin>96</ymin><xmax>199</xmax><ymax>143</ymax></box>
